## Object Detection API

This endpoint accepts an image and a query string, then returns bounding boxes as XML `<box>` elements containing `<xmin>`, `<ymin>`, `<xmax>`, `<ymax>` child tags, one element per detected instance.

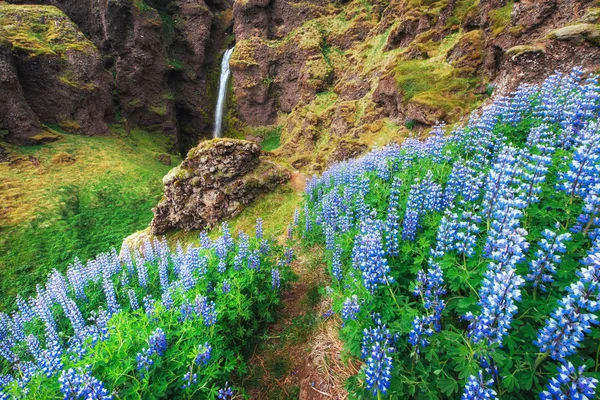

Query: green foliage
<box><xmin>0</xmin><ymin>128</ymin><xmax>178</xmax><ymax>311</ymax></box>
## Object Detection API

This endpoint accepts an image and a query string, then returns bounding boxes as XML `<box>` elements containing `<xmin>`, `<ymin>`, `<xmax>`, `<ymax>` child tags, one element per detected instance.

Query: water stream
<box><xmin>213</xmin><ymin>47</ymin><xmax>235</xmax><ymax>138</ymax></box>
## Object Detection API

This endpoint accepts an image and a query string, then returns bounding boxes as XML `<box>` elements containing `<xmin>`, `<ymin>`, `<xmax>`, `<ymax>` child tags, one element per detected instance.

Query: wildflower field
<box><xmin>2</xmin><ymin>68</ymin><xmax>600</xmax><ymax>399</ymax></box>
<box><xmin>0</xmin><ymin>221</ymin><xmax>294</xmax><ymax>399</ymax></box>
<box><xmin>301</xmin><ymin>68</ymin><xmax>600</xmax><ymax>399</ymax></box>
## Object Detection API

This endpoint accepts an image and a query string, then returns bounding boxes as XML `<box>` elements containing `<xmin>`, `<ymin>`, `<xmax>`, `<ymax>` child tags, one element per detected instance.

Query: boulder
<box><xmin>151</xmin><ymin>139</ymin><xmax>289</xmax><ymax>234</ymax></box>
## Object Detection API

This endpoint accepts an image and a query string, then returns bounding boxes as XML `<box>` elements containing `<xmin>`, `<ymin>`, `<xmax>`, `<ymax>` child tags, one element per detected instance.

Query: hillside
<box><xmin>1</xmin><ymin>0</ymin><xmax>600</xmax><ymax>399</ymax></box>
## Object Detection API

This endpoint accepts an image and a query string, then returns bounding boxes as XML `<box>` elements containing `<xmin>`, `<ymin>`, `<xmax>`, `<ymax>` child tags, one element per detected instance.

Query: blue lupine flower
<box><xmin>199</xmin><ymin>231</ymin><xmax>212</xmax><ymax>249</ymax></box>
<box><xmin>535</xmin><ymin>240</ymin><xmax>600</xmax><ymax>361</ymax></box>
<box><xmin>341</xmin><ymin>295</ymin><xmax>360</xmax><ymax>323</ymax></box>
<box><xmin>331</xmin><ymin>245</ymin><xmax>343</xmax><ymax>282</ymax></box>
<box><xmin>540</xmin><ymin>362</ymin><xmax>598</xmax><ymax>400</ymax></box>
<box><xmin>181</xmin><ymin>367</ymin><xmax>198</xmax><ymax>390</ymax></box>
<box><xmin>526</xmin><ymin>227</ymin><xmax>571</xmax><ymax>293</ymax></box>
<box><xmin>218</xmin><ymin>382</ymin><xmax>233</xmax><ymax>399</ymax></box>
<box><xmin>462</xmin><ymin>370</ymin><xmax>497</xmax><ymax>400</ymax></box>
<box><xmin>136</xmin><ymin>350</ymin><xmax>154</xmax><ymax>378</ymax></box>
<box><xmin>408</xmin><ymin>315</ymin><xmax>434</xmax><ymax>354</ymax></box>
<box><xmin>294</xmin><ymin>208</ymin><xmax>300</xmax><ymax>226</ymax></box>
<box><xmin>195</xmin><ymin>342</ymin><xmax>212</xmax><ymax>365</ymax></box>
<box><xmin>385</xmin><ymin>177</ymin><xmax>402</xmax><ymax>256</ymax></box>
<box><xmin>557</xmin><ymin>121</ymin><xmax>600</xmax><ymax>198</ymax></box>
<box><xmin>195</xmin><ymin>296</ymin><xmax>218</xmax><ymax>326</ymax></box>
<box><xmin>128</xmin><ymin>289</ymin><xmax>139</xmax><ymax>311</ymax></box>
<box><xmin>59</xmin><ymin>366</ymin><xmax>113</xmax><ymax>399</ymax></box>
<box><xmin>158</xmin><ymin>258</ymin><xmax>169</xmax><ymax>290</ymax></box>
<box><xmin>465</xmin><ymin>262</ymin><xmax>525</xmax><ymax>346</ymax></box>
<box><xmin>136</xmin><ymin>255</ymin><xmax>149</xmax><ymax>289</ymax></box>
<box><xmin>15</xmin><ymin>295</ymin><xmax>34</xmax><ymax>323</ymax></box>
<box><xmin>143</xmin><ymin>295</ymin><xmax>156</xmax><ymax>319</ymax></box>
<box><xmin>271</xmin><ymin>268</ymin><xmax>281</xmax><ymax>290</ymax></box>
<box><xmin>161</xmin><ymin>290</ymin><xmax>174</xmax><ymax>310</ymax></box>
<box><xmin>361</xmin><ymin>316</ymin><xmax>399</xmax><ymax>396</ymax></box>
<box><xmin>222</xmin><ymin>279</ymin><xmax>231</xmax><ymax>294</ymax></box>
<box><xmin>256</xmin><ymin>218</ymin><xmax>263</xmax><ymax>239</ymax></box>
<box><xmin>402</xmin><ymin>179</ymin><xmax>425</xmax><ymax>241</ymax></box>
<box><xmin>413</xmin><ymin>259</ymin><xmax>447</xmax><ymax>330</ymax></box>
<box><xmin>352</xmin><ymin>218</ymin><xmax>393</xmax><ymax>294</ymax></box>
<box><xmin>148</xmin><ymin>328</ymin><xmax>167</xmax><ymax>356</ymax></box>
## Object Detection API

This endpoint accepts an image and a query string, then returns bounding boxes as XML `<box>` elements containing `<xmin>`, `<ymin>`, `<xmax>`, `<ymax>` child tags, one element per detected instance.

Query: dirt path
<box><xmin>240</xmin><ymin>246</ymin><xmax>360</xmax><ymax>399</ymax></box>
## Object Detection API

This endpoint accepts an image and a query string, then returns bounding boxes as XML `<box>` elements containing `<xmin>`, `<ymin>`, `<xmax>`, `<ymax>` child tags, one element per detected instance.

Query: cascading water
<box><xmin>213</xmin><ymin>47</ymin><xmax>235</xmax><ymax>138</ymax></box>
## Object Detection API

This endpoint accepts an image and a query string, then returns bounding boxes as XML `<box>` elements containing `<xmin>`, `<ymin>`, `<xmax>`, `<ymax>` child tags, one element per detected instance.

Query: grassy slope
<box><xmin>0</xmin><ymin>126</ymin><xmax>180</xmax><ymax>309</ymax></box>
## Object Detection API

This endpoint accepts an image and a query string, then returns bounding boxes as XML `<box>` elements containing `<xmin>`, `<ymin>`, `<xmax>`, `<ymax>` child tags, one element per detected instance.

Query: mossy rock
<box><xmin>506</xmin><ymin>44</ymin><xmax>545</xmax><ymax>57</ymax></box>
<box><xmin>0</xmin><ymin>4</ymin><xmax>96</xmax><ymax>57</ymax></box>
<box><xmin>547</xmin><ymin>24</ymin><xmax>600</xmax><ymax>44</ymax></box>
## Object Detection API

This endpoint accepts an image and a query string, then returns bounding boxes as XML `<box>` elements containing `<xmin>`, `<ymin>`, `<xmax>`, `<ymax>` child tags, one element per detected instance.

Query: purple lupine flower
<box><xmin>148</xmin><ymin>328</ymin><xmax>167</xmax><ymax>356</ymax></box>
<box><xmin>352</xmin><ymin>218</ymin><xmax>393</xmax><ymax>294</ymax></box>
<box><xmin>540</xmin><ymin>362</ymin><xmax>598</xmax><ymax>400</ymax></box>
<box><xmin>128</xmin><ymin>289</ymin><xmax>139</xmax><ymax>311</ymax></box>
<box><xmin>331</xmin><ymin>245</ymin><xmax>343</xmax><ymax>282</ymax></box>
<box><xmin>385</xmin><ymin>177</ymin><xmax>402</xmax><ymax>256</ymax></box>
<box><xmin>527</xmin><ymin>226</ymin><xmax>571</xmax><ymax>293</ymax></box>
<box><xmin>462</xmin><ymin>370</ymin><xmax>497</xmax><ymax>400</ymax></box>
<box><xmin>271</xmin><ymin>268</ymin><xmax>281</xmax><ymax>290</ymax></box>
<box><xmin>222</xmin><ymin>279</ymin><xmax>231</xmax><ymax>294</ymax></box>
<box><xmin>361</xmin><ymin>316</ymin><xmax>399</xmax><ymax>396</ymax></box>
<box><xmin>341</xmin><ymin>296</ymin><xmax>360</xmax><ymax>323</ymax></box>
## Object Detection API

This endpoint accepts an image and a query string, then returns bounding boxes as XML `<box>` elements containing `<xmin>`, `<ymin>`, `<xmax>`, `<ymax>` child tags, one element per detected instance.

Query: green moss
<box><xmin>148</xmin><ymin>103</ymin><xmax>169</xmax><ymax>116</ymax></box>
<box><xmin>506</xmin><ymin>44</ymin><xmax>545</xmax><ymax>56</ymax></box>
<box><xmin>0</xmin><ymin>4</ymin><xmax>95</xmax><ymax>56</ymax></box>
<box><xmin>488</xmin><ymin>1</ymin><xmax>514</xmax><ymax>38</ymax></box>
<box><xmin>394</xmin><ymin>59</ymin><xmax>483</xmax><ymax>121</ymax></box>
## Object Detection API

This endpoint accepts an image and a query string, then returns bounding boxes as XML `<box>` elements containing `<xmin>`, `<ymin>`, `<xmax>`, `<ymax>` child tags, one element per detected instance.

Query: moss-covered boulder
<box><xmin>151</xmin><ymin>139</ymin><xmax>289</xmax><ymax>234</ymax></box>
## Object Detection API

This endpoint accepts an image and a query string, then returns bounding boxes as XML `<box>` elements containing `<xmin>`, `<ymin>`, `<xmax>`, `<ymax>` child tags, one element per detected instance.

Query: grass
<box><xmin>0</xmin><ymin>126</ymin><xmax>180</xmax><ymax>310</ymax></box>
<box><xmin>488</xmin><ymin>1</ymin><xmax>514</xmax><ymax>37</ymax></box>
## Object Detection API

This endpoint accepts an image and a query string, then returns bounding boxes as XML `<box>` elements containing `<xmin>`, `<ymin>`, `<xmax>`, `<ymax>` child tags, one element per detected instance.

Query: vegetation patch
<box><xmin>0</xmin><ymin>127</ymin><xmax>179</xmax><ymax>309</ymax></box>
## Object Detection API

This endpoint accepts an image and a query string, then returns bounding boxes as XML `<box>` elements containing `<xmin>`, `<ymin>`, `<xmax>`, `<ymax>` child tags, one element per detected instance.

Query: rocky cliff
<box><xmin>2</xmin><ymin>0</ymin><xmax>233</xmax><ymax>152</ymax></box>
<box><xmin>3</xmin><ymin>0</ymin><xmax>600</xmax><ymax>167</ymax></box>
<box><xmin>229</xmin><ymin>0</ymin><xmax>600</xmax><ymax>173</ymax></box>
<box><xmin>0</xmin><ymin>5</ymin><xmax>114</xmax><ymax>144</ymax></box>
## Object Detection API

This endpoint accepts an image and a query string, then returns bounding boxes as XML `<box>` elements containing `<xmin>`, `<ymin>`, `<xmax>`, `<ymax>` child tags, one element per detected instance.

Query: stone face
<box><xmin>151</xmin><ymin>139</ymin><xmax>290</xmax><ymax>234</ymax></box>
<box><xmin>0</xmin><ymin>40</ymin><xmax>44</xmax><ymax>144</ymax></box>
<box><xmin>0</xmin><ymin>5</ymin><xmax>114</xmax><ymax>143</ymax></box>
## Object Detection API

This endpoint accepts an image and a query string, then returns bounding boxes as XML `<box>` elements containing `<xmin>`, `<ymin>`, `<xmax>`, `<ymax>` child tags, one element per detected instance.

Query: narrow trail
<box><xmin>240</xmin><ymin>171</ymin><xmax>360</xmax><ymax>399</ymax></box>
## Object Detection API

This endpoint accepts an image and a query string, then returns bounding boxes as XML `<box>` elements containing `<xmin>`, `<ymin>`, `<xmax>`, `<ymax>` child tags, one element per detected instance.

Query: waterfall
<box><xmin>213</xmin><ymin>47</ymin><xmax>235</xmax><ymax>139</ymax></box>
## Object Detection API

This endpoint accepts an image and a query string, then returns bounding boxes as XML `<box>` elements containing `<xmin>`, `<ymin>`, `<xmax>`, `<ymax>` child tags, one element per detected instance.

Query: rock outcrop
<box><xmin>151</xmin><ymin>139</ymin><xmax>289</xmax><ymax>234</ymax></box>
<box><xmin>228</xmin><ymin>0</ymin><xmax>600</xmax><ymax>174</ymax></box>
<box><xmin>0</xmin><ymin>5</ymin><xmax>114</xmax><ymax>144</ymax></box>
